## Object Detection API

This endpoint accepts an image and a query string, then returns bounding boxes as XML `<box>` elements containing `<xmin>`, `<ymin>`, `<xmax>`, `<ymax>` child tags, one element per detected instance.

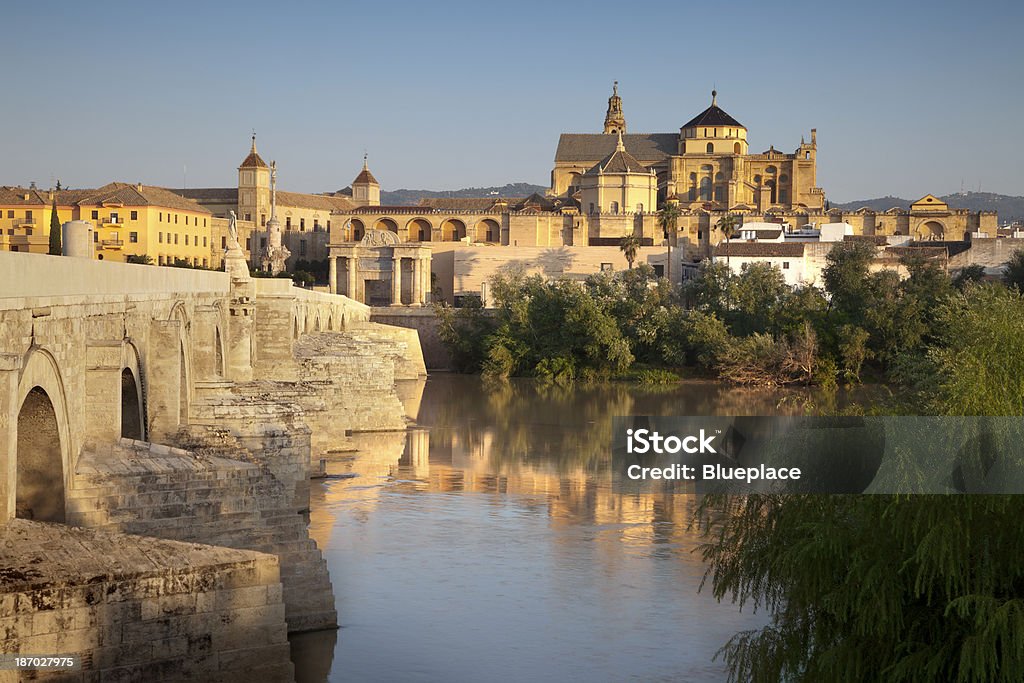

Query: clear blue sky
<box><xmin>2</xmin><ymin>0</ymin><xmax>1021</xmax><ymax>202</ymax></box>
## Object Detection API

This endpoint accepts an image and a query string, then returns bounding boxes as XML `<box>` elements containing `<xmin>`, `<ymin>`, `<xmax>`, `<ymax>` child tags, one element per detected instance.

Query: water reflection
<box><xmin>295</xmin><ymin>375</ymin><xmax>857</xmax><ymax>682</ymax></box>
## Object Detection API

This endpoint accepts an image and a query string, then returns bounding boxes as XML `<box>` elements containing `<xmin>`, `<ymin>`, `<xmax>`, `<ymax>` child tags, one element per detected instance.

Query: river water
<box><xmin>291</xmin><ymin>374</ymin><xmax>856</xmax><ymax>682</ymax></box>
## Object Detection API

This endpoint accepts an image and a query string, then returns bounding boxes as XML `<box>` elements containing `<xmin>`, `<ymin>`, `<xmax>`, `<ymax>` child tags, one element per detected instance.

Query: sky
<box><xmin>1</xmin><ymin>0</ymin><xmax>1021</xmax><ymax>202</ymax></box>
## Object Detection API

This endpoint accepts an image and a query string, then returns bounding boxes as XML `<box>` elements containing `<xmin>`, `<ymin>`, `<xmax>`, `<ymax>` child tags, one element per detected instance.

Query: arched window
<box><xmin>734</xmin><ymin>142</ymin><xmax>741</xmax><ymax>155</ymax></box>
<box><xmin>699</xmin><ymin>177</ymin><xmax>712</xmax><ymax>201</ymax></box>
<box><xmin>610</xmin><ymin>201</ymin><xmax>619</xmax><ymax>214</ymax></box>
<box><xmin>706</xmin><ymin>143</ymin><xmax>714</xmax><ymax>154</ymax></box>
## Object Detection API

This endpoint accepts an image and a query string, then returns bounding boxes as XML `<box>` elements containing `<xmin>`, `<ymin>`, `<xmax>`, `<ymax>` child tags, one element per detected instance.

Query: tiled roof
<box><xmin>171</xmin><ymin>187</ymin><xmax>238</xmax><ymax>203</ymax></box>
<box><xmin>239</xmin><ymin>150</ymin><xmax>267</xmax><ymax>169</ymax></box>
<box><xmin>0</xmin><ymin>186</ymin><xmax>95</xmax><ymax>205</ymax></box>
<box><xmin>417</xmin><ymin>197</ymin><xmax>515</xmax><ymax>211</ymax></box>
<box><xmin>844</xmin><ymin>235</ymin><xmax>888</xmax><ymax>245</ymax></box>
<box><xmin>353</xmin><ymin>168</ymin><xmax>378</xmax><ymax>185</ymax></box>
<box><xmin>583</xmin><ymin>141</ymin><xmax>650</xmax><ymax>176</ymax></box>
<box><xmin>78</xmin><ymin>183</ymin><xmax>211</xmax><ymax>213</ymax></box>
<box><xmin>715</xmin><ymin>242</ymin><xmax>805</xmax><ymax>257</ymax></box>
<box><xmin>276</xmin><ymin>190</ymin><xmax>355</xmax><ymax>212</ymax></box>
<box><xmin>682</xmin><ymin>104</ymin><xmax>744</xmax><ymax>129</ymax></box>
<box><xmin>555</xmin><ymin>133</ymin><xmax>677</xmax><ymax>164</ymax></box>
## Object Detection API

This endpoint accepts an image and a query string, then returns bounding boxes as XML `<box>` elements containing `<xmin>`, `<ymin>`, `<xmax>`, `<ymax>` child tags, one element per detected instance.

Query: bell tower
<box><xmin>237</xmin><ymin>133</ymin><xmax>270</xmax><ymax>225</ymax></box>
<box><xmin>603</xmin><ymin>81</ymin><xmax>626</xmax><ymax>135</ymax></box>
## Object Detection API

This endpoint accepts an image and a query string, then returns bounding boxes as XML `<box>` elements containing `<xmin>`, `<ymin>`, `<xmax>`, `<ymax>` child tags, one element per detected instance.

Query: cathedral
<box><xmin>552</xmin><ymin>83</ymin><xmax>825</xmax><ymax>212</ymax></box>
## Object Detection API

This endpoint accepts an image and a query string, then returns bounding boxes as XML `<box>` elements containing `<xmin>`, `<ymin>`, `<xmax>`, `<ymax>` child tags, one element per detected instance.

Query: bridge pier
<box><xmin>84</xmin><ymin>341</ymin><xmax>125</xmax><ymax>450</ymax></box>
<box><xmin>147</xmin><ymin>319</ymin><xmax>186</xmax><ymax>443</ymax></box>
<box><xmin>0</xmin><ymin>353</ymin><xmax>22</xmax><ymax>521</ymax></box>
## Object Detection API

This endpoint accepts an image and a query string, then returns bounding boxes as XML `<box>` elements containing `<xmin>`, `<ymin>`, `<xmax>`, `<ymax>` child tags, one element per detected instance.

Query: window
<box><xmin>300</xmin><ymin>218</ymin><xmax>305</xmax><ymax>231</ymax></box>
<box><xmin>203</xmin><ymin>218</ymin><xmax>206</xmax><ymax>227</ymax></box>
<box><xmin>734</xmin><ymin>142</ymin><xmax>741</xmax><ymax>154</ymax></box>
<box><xmin>92</xmin><ymin>210</ymin><xmax>99</xmax><ymax>220</ymax></box>
<box><xmin>159</xmin><ymin>232</ymin><xmax>163</xmax><ymax>243</ymax></box>
<box><xmin>185</xmin><ymin>216</ymin><xmax>189</xmax><ymax>226</ymax></box>
<box><xmin>782</xmin><ymin>262</ymin><xmax>790</xmax><ymax>269</ymax></box>
<box><xmin>185</xmin><ymin>235</ymin><xmax>189</xmax><ymax>246</ymax></box>
<box><xmin>26</xmin><ymin>210</ymin><xmax>33</xmax><ymax>219</ymax></box>
<box><xmin>174</xmin><ymin>234</ymin><xmax>178</xmax><ymax>244</ymax></box>
<box><xmin>6</xmin><ymin>210</ymin><xmax>12</xmax><ymax>219</ymax></box>
<box><xmin>706</xmin><ymin>143</ymin><xmax>714</xmax><ymax>154</ymax></box>
<box><xmin>246</xmin><ymin>237</ymin><xmax>251</xmax><ymax>250</ymax></box>
<box><xmin>202</xmin><ymin>258</ymin><xmax>207</xmax><ymax>267</ymax></box>
<box><xmin>697</xmin><ymin>230</ymin><xmax>703</xmax><ymax>240</ymax></box>
<box><xmin>327</xmin><ymin>221</ymin><xmax>331</xmax><ymax>231</ymax></box>
<box><xmin>245</xmin><ymin>213</ymin><xmax>251</xmax><ymax>222</ymax></box>
<box><xmin>299</xmin><ymin>239</ymin><xmax>307</xmax><ymax>256</ymax></box>
<box><xmin>110</xmin><ymin>231</ymin><xmax>119</xmax><ymax>242</ymax></box>
<box><xmin>25</xmin><ymin>228</ymin><xmax>32</xmax><ymax>236</ymax></box>
<box><xmin>131</xmin><ymin>210</ymin><xmax>138</xmax><ymax>220</ymax></box>
<box><xmin>600</xmin><ymin>263</ymin><xmax>613</xmax><ymax>272</ymax></box>
<box><xmin>174</xmin><ymin>215</ymin><xmax>178</xmax><ymax>224</ymax></box>
<box><xmin>194</xmin><ymin>235</ymin><xmax>197</xmax><ymax>246</ymax></box>
<box><xmin>110</xmin><ymin>212</ymin><xmax>118</xmax><ymax>224</ymax></box>
<box><xmin>261</xmin><ymin>214</ymin><xmax>266</xmax><ymax>227</ymax></box>
<box><xmin>286</xmin><ymin>217</ymin><xmax>291</xmax><ymax>229</ymax></box>
<box><xmin>314</xmin><ymin>219</ymin><xmax>320</xmax><ymax>231</ymax></box>
<box><xmin>158</xmin><ymin>255</ymin><xmax>164</xmax><ymax>265</ymax></box>
<box><xmin>610</xmin><ymin>201</ymin><xmax>619</xmax><ymax>214</ymax></box>
<box><xmin>260</xmin><ymin>237</ymin><xmax>267</xmax><ymax>249</ymax></box>
<box><xmin>203</xmin><ymin>236</ymin><xmax>207</xmax><ymax>247</ymax></box>
<box><xmin>129</xmin><ymin>232</ymin><xmax>138</xmax><ymax>243</ymax></box>
<box><xmin>93</xmin><ymin>232</ymin><xmax>98</xmax><ymax>242</ymax></box>
<box><xmin>805</xmin><ymin>151</ymin><xmax>810</xmax><ymax>160</ymax></box>
<box><xmin>221</xmin><ymin>236</ymin><xmax>226</xmax><ymax>249</ymax></box>
<box><xmin>653</xmin><ymin>264</ymin><xmax>665</xmax><ymax>277</ymax></box>
<box><xmin>159</xmin><ymin>212</ymin><xmax>163</xmax><ymax>222</ymax></box>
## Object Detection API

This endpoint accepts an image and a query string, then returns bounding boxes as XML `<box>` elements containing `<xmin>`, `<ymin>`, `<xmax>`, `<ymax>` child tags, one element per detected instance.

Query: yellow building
<box><xmin>0</xmin><ymin>186</ymin><xmax>87</xmax><ymax>254</ymax></box>
<box><xmin>75</xmin><ymin>183</ymin><xmax>213</xmax><ymax>265</ymax></box>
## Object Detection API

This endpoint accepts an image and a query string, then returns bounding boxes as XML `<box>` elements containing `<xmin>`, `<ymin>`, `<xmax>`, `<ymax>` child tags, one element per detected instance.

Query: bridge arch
<box><xmin>121</xmin><ymin>340</ymin><xmax>145</xmax><ymax>441</ymax></box>
<box><xmin>168</xmin><ymin>302</ymin><xmax>193</xmax><ymax>426</ymax></box>
<box><xmin>16</xmin><ymin>348</ymin><xmax>72</xmax><ymax>522</ymax></box>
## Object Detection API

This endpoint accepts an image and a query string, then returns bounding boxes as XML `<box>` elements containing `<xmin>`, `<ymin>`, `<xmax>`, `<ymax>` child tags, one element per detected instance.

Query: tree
<box><xmin>952</xmin><ymin>264</ymin><xmax>986</xmax><ymax>290</ymax></box>
<box><xmin>1003</xmin><ymin>248</ymin><xmax>1024</xmax><ymax>292</ymax></box>
<box><xmin>47</xmin><ymin>194</ymin><xmax>61</xmax><ymax>255</ymax></box>
<box><xmin>658</xmin><ymin>202</ymin><xmax>681</xmax><ymax>284</ymax></box>
<box><xmin>714</xmin><ymin>213</ymin><xmax>740</xmax><ymax>269</ymax></box>
<box><xmin>126</xmin><ymin>254</ymin><xmax>153</xmax><ymax>265</ymax></box>
<box><xmin>619</xmin><ymin>233</ymin><xmax>641</xmax><ymax>269</ymax></box>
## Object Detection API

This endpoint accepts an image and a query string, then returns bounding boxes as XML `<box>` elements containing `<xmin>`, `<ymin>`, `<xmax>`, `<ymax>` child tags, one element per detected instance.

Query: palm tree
<box><xmin>658</xmin><ymin>202</ymin><xmax>681</xmax><ymax>284</ymax></box>
<box><xmin>714</xmin><ymin>213</ymin><xmax>740</xmax><ymax>270</ymax></box>
<box><xmin>619</xmin><ymin>234</ymin><xmax>641</xmax><ymax>269</ymax></box>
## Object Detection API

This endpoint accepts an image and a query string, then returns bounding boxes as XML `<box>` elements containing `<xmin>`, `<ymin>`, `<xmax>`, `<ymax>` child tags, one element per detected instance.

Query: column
<box><xmin>329</xmin><ymin>256</ymin><xmax>338</xmax><ymax>294</ymax></box>
<box><xmin>347</xmin><ymin>255</ymin><xmax>358</xmax><ymax>301</ymax></box>
<box><xmin>421</xmin><ymin>258</ymin><xmax>431</xmax><ymax>304</ymax></box>
<box><xmin>391</xmin><ymin>256</ymin><xmax>403</xmax><ymax>306</ymax></box>
<box><xmin>410</xmin><ymin>258</ymin><xmax>423</xmax><ymax>307</ymax></box>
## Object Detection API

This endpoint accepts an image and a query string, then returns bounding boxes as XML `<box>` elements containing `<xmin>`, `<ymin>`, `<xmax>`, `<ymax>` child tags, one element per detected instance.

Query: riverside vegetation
<box><xmin>437</xmin><ymin>243</ymin><xmax>1024</xmax><ymax>682</ymax></box>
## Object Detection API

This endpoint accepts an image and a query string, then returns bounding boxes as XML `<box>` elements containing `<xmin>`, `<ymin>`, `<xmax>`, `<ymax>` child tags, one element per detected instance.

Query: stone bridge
<box><xmin>0</xmin><ymin>250</ymin><xmax>425</xmax><ymax>679</ymax></box>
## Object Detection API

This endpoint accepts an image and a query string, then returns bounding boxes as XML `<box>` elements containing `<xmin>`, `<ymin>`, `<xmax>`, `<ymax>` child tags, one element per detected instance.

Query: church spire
<box><xmin>603</xmin><ymin>81</ymin><xmax>626</xmax><ymax>135</ymax></box>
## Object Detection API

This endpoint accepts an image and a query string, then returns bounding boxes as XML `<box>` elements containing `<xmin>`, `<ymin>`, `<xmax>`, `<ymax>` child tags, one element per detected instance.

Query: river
<box><xmin>290</xmin><ymin>374</ymin><xmax>858</xmax><ymax>682</ymax></box>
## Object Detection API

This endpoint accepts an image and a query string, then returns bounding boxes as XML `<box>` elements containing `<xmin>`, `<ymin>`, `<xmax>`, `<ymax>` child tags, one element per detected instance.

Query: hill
<box><xmin>380</xmin><ymin>183</ymin><xmax>547</xmax><ymax>206</ymax></box>
<box><xmin>833</xmin><ymin>192</ymin><xmax>1024</xmax><ymax>223</ymax></box>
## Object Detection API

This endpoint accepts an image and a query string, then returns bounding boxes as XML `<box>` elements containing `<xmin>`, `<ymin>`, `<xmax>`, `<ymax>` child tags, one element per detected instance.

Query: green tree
<box><xmin>821</xmin><ymin>240</ymin><xmax>876</xmax><ymax>325</ymax></box>
<box><xmin>952</xmin><ymin>264</ymin><xmax>986</xmax><ymax>290</ymax></box>
<box><xmin>126</xmin><ymin>254</ymin><xmax>153</xmax><ymax>265</ymax></box>
<box><xmin>619</xmin><ymin>233</ymin><xmax>641</xmax><ymax>269</ymax></box>
<box><xmin>47</xmin><ymin>194</ymin><xmax>61</xmax><ymax>255</ymax></box>
<box><xmin>1003</xmin><ymin>248</ymin><xmax>1024</xmax><ymax>292</ymax></box>
<box><xmin>729</xmin><ymin>262</ymin><xmax>788</xmax><ymax>336</ymax></box>
<box><xmin>714</xmin><ymin>213</ymin><xmax>740</xmax><ymax>270</ymax></box>
<box><xmin>658</xmin><ymin>202</ymin><xmax>681</xmax><ymax>284</ymax></box>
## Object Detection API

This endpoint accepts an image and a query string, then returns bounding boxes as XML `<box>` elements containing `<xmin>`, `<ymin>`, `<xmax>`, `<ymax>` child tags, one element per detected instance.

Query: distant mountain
<box><xmin>833</xmin><ymin>192</ymin><xmax>1024</xmax><ymax>223</ymax></box>
<box><xmin>380</xmin><ymin>183</ymin><xmax>548</xmax><ymax>206</ymax></box>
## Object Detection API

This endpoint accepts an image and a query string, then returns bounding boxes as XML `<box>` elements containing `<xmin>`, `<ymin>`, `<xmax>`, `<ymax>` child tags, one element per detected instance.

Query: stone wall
<box><xmin>0</xmin><ymin>520</ymin><xmax>292</xmax><ymax>682</ymax></box>
<box><xmin>949</xmin><ymin>237</ymin><xmax>1024</xmax><ymax>270</ymax></box>
<box><xmin>370</xmin><ymin>308</ymin><xmax>452</xmax><ymax>370</ymax></box>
